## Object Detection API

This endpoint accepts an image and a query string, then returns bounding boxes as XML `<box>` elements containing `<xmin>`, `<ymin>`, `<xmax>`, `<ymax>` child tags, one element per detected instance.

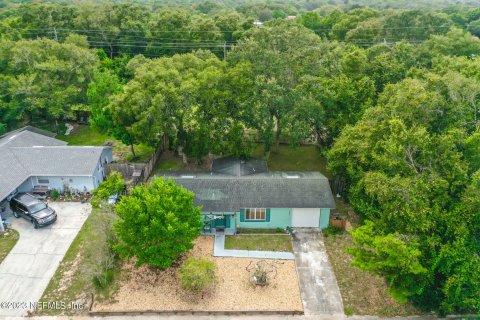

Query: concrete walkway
<box><xmin>213</xmin><ymin>234</ymin><xmax>295</xmax><ymax>260</ymax></box>
<box><xmin>292</xmin><ymin>229</ymin><xmax>344</xmax><ymax>315</ymax></box>
<box><xmin>0</xmin><ymin>202</ymin><xmax>91</xmax><ymax>317</ymax></box>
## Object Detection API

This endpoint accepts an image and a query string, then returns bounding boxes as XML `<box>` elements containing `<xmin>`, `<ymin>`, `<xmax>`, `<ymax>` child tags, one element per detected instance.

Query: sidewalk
<box><xmin>213</xmin><ymin>234</ymin><xmax>295</xmax><ymax>260</ymax></box>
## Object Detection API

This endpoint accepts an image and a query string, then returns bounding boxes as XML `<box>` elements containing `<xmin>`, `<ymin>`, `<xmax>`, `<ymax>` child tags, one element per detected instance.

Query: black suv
<box><xmin>10</xmin><ymin>193</ymin><xmax>57</xmax><ymax>228</ymax></box>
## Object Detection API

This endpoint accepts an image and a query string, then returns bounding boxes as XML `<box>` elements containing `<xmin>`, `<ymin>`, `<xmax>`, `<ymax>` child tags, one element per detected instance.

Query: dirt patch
<box><xmin>323</xmin><ymin>231</ymin><xmax>421</xmax><ymax>316</ymax></box>
<box><xmin>93</xmin><ymin>236</ymin><xmax>303</xmax><ymax>312</ymax></box>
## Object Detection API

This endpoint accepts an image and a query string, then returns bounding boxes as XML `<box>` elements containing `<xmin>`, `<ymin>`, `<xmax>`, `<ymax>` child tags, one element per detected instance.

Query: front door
<box><xmin>214</xmin><ymin>215</ymin><xmax>226</xmax><ymax>228</ymax></box>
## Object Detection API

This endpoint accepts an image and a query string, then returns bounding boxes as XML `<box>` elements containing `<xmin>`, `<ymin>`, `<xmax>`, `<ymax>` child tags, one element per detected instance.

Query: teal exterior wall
<box><xmin>202</xmin><ymin>208</ymin><xmax>331</xmax><ymax>230</ymax></box>
<box><xmin>236</xmin><ymin>208</ymin><xmax>292</xmax><ymax>229</ymax></box>
<box><xmin>319</xmin><ymin>208</ymin><xmax>331</xmax><ymax>229</ymax></box>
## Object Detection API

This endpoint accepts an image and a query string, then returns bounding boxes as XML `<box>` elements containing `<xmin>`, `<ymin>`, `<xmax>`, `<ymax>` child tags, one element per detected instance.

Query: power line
<box><xmin>11</xmin><ymin>24</ymin><xmax>474</xmax><ymax>34</ymax></box>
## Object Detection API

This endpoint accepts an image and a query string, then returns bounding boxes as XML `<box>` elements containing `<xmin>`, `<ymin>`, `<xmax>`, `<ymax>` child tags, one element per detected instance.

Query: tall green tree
<box><xmin>114</xmin><ymin>177</ymin><xmax>202</xmax><ymax>269</ymax></box>
<box><xmin>229</xmin><ymin>20</ymin><xmax>343</xmax><ymax>154</ymax></box>
<box><xmin>0</xmin><ymin>36</ymin><xmax>97</xmax><ymax>129</ymax></box>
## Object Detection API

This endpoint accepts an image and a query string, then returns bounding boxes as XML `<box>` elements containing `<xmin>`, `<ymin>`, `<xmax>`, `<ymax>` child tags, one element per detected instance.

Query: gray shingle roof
<box><xmin>9</xmin><ymin>146</ymin><xmax>106</xmax><ymax>176</ymax></box>
<box><xmin>0</xmin><ymin>128</ymin><xmax>109</xmax><ymax>202</ymax></box>
<box><xmin>157</xmin><ymin>171</ymin><xmax>335</xmax><ymax>212</ymax></box>
<box><xmin>0</xmin><ymin>130</ymin><xmax>67</xmax><ymax>148</ymax></box>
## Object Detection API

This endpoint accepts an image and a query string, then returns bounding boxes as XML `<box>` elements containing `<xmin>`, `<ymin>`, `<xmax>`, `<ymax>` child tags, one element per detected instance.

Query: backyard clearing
<box><xmin>225</xmin><ymin>235</ymin><xmax>293</xmax><ymax>252</ymax></box>
<box><xmin>93</xmin><ymin>236</ymin><xmax>303</xmax><ymax>313</ymax></box>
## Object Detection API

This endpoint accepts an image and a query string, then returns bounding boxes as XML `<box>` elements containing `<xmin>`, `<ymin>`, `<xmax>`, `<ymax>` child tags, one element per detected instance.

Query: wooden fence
<box><xmin>105</xmin><ymin>145</ymin><xmax>164</xmax><ymax>187</ymax></box>
<box><xmin>329</xmin><ymin>176</ymin><xmax>347</xmax><ymax>196</ymax></box>
<box><xmin>329</xmin><ymin>218</ymin><xmax>347</xmax><ymax>229</ymax></box>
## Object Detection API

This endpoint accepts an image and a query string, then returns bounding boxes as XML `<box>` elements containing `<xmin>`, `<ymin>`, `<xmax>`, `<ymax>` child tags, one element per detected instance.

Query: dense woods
<box><xmin>0</xmin><ymin>0</ymin><xmax>479</xmax><ymax>315</ymax></box>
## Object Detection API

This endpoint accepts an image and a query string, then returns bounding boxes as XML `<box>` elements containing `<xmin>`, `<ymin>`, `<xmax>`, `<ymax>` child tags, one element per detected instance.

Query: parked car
<box><xmin>10</xmin><ymin>193</ymin><xmax>57</xmax><ymax>228</ymax></box>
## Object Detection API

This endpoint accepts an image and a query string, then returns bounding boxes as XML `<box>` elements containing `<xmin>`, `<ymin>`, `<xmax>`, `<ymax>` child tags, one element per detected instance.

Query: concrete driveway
<box><xmin>292</xmin><ymin>229</ymin><xmax>344</xmax><ymax>315</ymax></box>
<box><xmin>0</xmin><ymin>202</ymin><xmax>90</xmax><ymax>317</ymax></box>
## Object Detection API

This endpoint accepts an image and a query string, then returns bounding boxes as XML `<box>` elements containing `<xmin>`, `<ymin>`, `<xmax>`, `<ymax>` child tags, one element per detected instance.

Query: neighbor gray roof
<box><xmin>158</xmin><ymin>172</ymin><xmax>335</xmax><ymax>212</ymax></box>
<box><xmin>0</xmin><ymin>127</ymin><xmax>109</xmax><ymax>202</ymax></box>
<box><xmin>211</xmin><ymin>156</ymin><xmax>268</xmax><ymax>176</ymax></box>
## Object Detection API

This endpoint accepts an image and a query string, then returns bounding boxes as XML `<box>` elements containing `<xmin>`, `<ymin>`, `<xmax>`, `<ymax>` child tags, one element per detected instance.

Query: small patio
<box><xmin>201</xmin><ymin>213</ymin><xmax>237</xmax><ymax>235</ymax></box>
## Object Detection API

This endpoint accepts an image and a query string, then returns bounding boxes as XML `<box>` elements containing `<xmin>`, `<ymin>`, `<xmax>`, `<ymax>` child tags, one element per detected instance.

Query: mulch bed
<box><xmin>93</xmin><ymin>236</ymin><xmax>303</xmax><ymax>313</ymax></box>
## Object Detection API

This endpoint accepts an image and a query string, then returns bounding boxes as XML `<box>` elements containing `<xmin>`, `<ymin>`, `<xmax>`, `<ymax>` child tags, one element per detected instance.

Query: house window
<box><xmin>245</xmin><ymin>208</ymin><xmax>266</xmax><ymax>221</ymax></box>
<box><xmin>38</xmin><ymin>178</ymin><xmax>49</xmax><ymax>184</ymax></box>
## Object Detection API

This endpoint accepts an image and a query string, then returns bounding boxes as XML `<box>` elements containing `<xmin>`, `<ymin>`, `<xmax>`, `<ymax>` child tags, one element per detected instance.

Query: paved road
<box><xmin>292</xmin><ymin>229</ymin><xmax>344</xmax><ymax>315</ymax></box>
<box><xmin>0</xmin><ymin>202</ymin><xmax>90</xmax><ymax>317</ymax></box>
<box><xmin>22</xmin><ymin>314</ymin><xmax>438</xmax><ymax>320</ymax></box>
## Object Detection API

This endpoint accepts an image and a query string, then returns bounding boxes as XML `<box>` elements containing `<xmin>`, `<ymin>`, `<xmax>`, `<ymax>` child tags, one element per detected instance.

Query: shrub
<box><xmin>91</xmin><ymin>171</ymin><xmax>126</xmax><ymax>208</ymax></box>
<box><xmin>50</xmin><ymin>189</ymin><xmax>60</xmax><ymax>200</ymax></box>
<box><xmin>323</xmin><ymin>225</ymin><xmax>343</xmax><ymax>237</ymax></box>
<box><xmin>179</xmin><ymin>257</ymin><xmax>216</xmax><ymax>293</ymax></box>
<box><xmin>275</xmin><ymin>227</ymin><xmax>284</xmax><ymax>233</ymax></box>
<box><xmin>114</xmin><ymin>177</ymin><xmax>203</xmax><ymax>268</ymax></box>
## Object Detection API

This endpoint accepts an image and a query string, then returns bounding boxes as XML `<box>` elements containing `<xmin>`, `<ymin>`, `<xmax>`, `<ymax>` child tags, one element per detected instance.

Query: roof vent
<box><xmin>286</xmin><ymin>175</ymin><xmax>299</xmax><ymax>179</ymax></box>
<box><xmin>32</xmin><ymin>146</ymin><xmax>44</xmax><ymax>148</ymax></box>
<box><xmin>181</xmin><ymin>175</ymin><xmax>195</xmax><ymax>178</ymax></box>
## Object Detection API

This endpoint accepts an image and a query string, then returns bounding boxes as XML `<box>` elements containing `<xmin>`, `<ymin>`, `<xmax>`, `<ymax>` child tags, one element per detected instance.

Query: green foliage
<box><xmin>0</xmin><ymin>37</ymin><xmax>97</xmax><ymax>129</ymax></box>
<box><xmin>347</xmin><ymin>221</ymin><xmax>428</xmax><ymax>302</ymax></box>
<box><xmin>323</xmin><ymin>225</ymin><xmax>343</xmax><ymax>237</ymax></box>
<box><xmin>179</xmin><ymin>257</ymin><xmax>216</xmax><ymax>292</ymax></box>
<box><xmin>114</xmin><ymin>177</ymin><xmax>203</xmax><ymax>269</ymax></box>
<box><xmin>92</xmin><ymin>171</ymin><xmax>125</xmax><ymax>203</ymax></box>
<box><xmin>327</xmin><ymin>65</ymin><xmax>480</xmax><ymax>313</ymax></box>
<box><xmin>50</xmin><ymin>189</ymin><xmax>60</xmax><ymax>200</ymax></box>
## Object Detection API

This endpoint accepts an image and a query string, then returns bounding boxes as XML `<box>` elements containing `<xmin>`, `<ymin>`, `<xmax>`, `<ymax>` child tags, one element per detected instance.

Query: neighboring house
<box><xmin>159</xmin><ymin>157</ymin><xmax>335</xmax><ymax>234</ymax></box>
<box><xmin>0</xmin><ymin>126</ymin><xmax>112</xmax><ymax>211</ymax></box>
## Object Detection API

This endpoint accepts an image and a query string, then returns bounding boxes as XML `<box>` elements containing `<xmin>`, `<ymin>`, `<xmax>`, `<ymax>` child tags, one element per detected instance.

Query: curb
<box><xmin>89</xmin><ymin>310</ymin><xmax>304</xmax><ymax>317</ymax></box>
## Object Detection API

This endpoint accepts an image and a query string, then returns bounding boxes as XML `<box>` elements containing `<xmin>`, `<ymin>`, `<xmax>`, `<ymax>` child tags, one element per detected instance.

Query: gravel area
<box><xmin>93</xmin><ymin>236</ymin><xmax>303</xmax><ymax>312</ymax></box>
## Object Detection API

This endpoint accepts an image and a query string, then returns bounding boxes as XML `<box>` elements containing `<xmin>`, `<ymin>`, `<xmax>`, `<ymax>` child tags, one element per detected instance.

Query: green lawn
<box><xmin>37</xmin><ymin>207</ymin><xmax>118</xmax><ymax>316</ymax></box>
<box><xmin>0</xmin><ymin>229</ymin><xmax>19</xmax><ymax>264</ymax></box>
<box><xmin>225</xmin><ymin>235</ymin><xmax>293</xmax><ymax>252</ymax></box>
<box><xmin>237</xmin><ymin>228</ymin><xmax>285</xmax><ymax>234</ymax></box>
<box><xmin>57</xmin><ymin>125</ymin><xmax>154</xmax><ymax>163</ymax></box>
<box><xmin>252</xmin><ymin>144</ymin><xmax>332</xmax><ymax>178</ymax></box>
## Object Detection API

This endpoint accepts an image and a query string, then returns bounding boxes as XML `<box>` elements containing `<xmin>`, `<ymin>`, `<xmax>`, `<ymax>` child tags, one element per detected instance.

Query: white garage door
<box><xmin>291</xmin><ymin>208</ymin><xmax>320</xmax><ymax>228</ymax></box>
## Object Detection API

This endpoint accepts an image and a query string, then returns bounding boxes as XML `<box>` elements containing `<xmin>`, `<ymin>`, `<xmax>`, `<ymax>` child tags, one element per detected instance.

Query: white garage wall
<box><xmin>291</xmin><ymin>208</ymin><xmax>321</xmax><ymax>228</ymax></box>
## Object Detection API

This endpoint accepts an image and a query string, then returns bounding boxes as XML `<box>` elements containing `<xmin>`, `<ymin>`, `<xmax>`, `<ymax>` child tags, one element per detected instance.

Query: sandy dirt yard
<box><xmin>93</xmin><ymin>236</ymin><xmax>303</xmax><ymax>312</ymax></box>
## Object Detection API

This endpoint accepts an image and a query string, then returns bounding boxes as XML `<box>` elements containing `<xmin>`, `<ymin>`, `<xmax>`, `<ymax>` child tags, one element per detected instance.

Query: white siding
<box><xmin>29</xmin><ymin>176</ymin><xmax>95</xmax><ymax>193</ymax></box>
<box><xmin>291</xmin><ymin>208</ymin><xmax>320</xmax><ymax>227</ymax></box>
<box><xmin>92</xmin><ymin>148</ymin><xmax>113</xmax><ymax>188</ymax></box>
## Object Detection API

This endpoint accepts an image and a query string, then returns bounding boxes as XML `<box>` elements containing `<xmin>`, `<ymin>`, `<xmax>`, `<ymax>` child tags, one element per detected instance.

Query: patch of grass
<box><xmin>154</xmin><ymin>150</ymin><xmax>211</xmax><ymax>174</ymax></box>
<box><xmin>0</xmin><ymin>229</ymin><xmax>19</xmax><ymax>264</ymax></box>
<box><xmin>57</xmin><ymin>125</ymin><xmax>154</xmax><ymax>163</ymax></box>
<box><xmin>323</xmin><ymin>231</ymin><xmax>422</xmax><ymax>317</ymax></box>
<box><xmin>225</xmin><ymin>235</ymin><xmax>293</xmax><ymax>252</ymax></box>
<box><xmin>36</xmin><ymin>207</ymin><xmax>118</xmax><ymax>316</ymax></box>
<box><xmin>156</xmin><ymin>160</ymin><xmax>183</xmax><ymax>171</ymax></box>
<box><xmin>237</xmin><ymin>228</ymin><xmax>286</xmax><ymax>234</ymax></box>
<box><xmin>252</xmin><ymin>144</ymin><xmax>332</xmax><ymax>178</ymax></box>
<box><xmin>323</xmin><ymin>226</ymin><xmax>343</xmax><ymax>237</ymax></box>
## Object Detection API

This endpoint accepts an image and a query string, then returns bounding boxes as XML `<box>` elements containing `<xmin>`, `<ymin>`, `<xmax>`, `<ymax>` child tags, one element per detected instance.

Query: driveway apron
<box><xmin>0</xmin><ymin>202</ymin><xmax>90</xmax><ymax>317</ymax></box>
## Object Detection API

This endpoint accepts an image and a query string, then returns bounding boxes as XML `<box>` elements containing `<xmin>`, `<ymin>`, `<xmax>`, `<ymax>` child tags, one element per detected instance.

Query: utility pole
<box><xmin>223</xmin><ymin>41</ymin><xmax>227</xmax><ymax>60</ymax></box>
<box><xmin>53</xmin><ymin>27</ymin><xmax>58</xmax><ymax>42</ymax></box>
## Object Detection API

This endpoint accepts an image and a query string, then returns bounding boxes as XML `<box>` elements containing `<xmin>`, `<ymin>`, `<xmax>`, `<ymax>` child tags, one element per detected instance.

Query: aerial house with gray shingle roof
<box><xmin>0</xmin><ymin>127</ymin><xmax>112</xmax><ymax>211</ymax></box>
<box><xmin>158</xmin><ymin>157</ymin><xmax>335</xmax><ymax>233</ymax></box>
